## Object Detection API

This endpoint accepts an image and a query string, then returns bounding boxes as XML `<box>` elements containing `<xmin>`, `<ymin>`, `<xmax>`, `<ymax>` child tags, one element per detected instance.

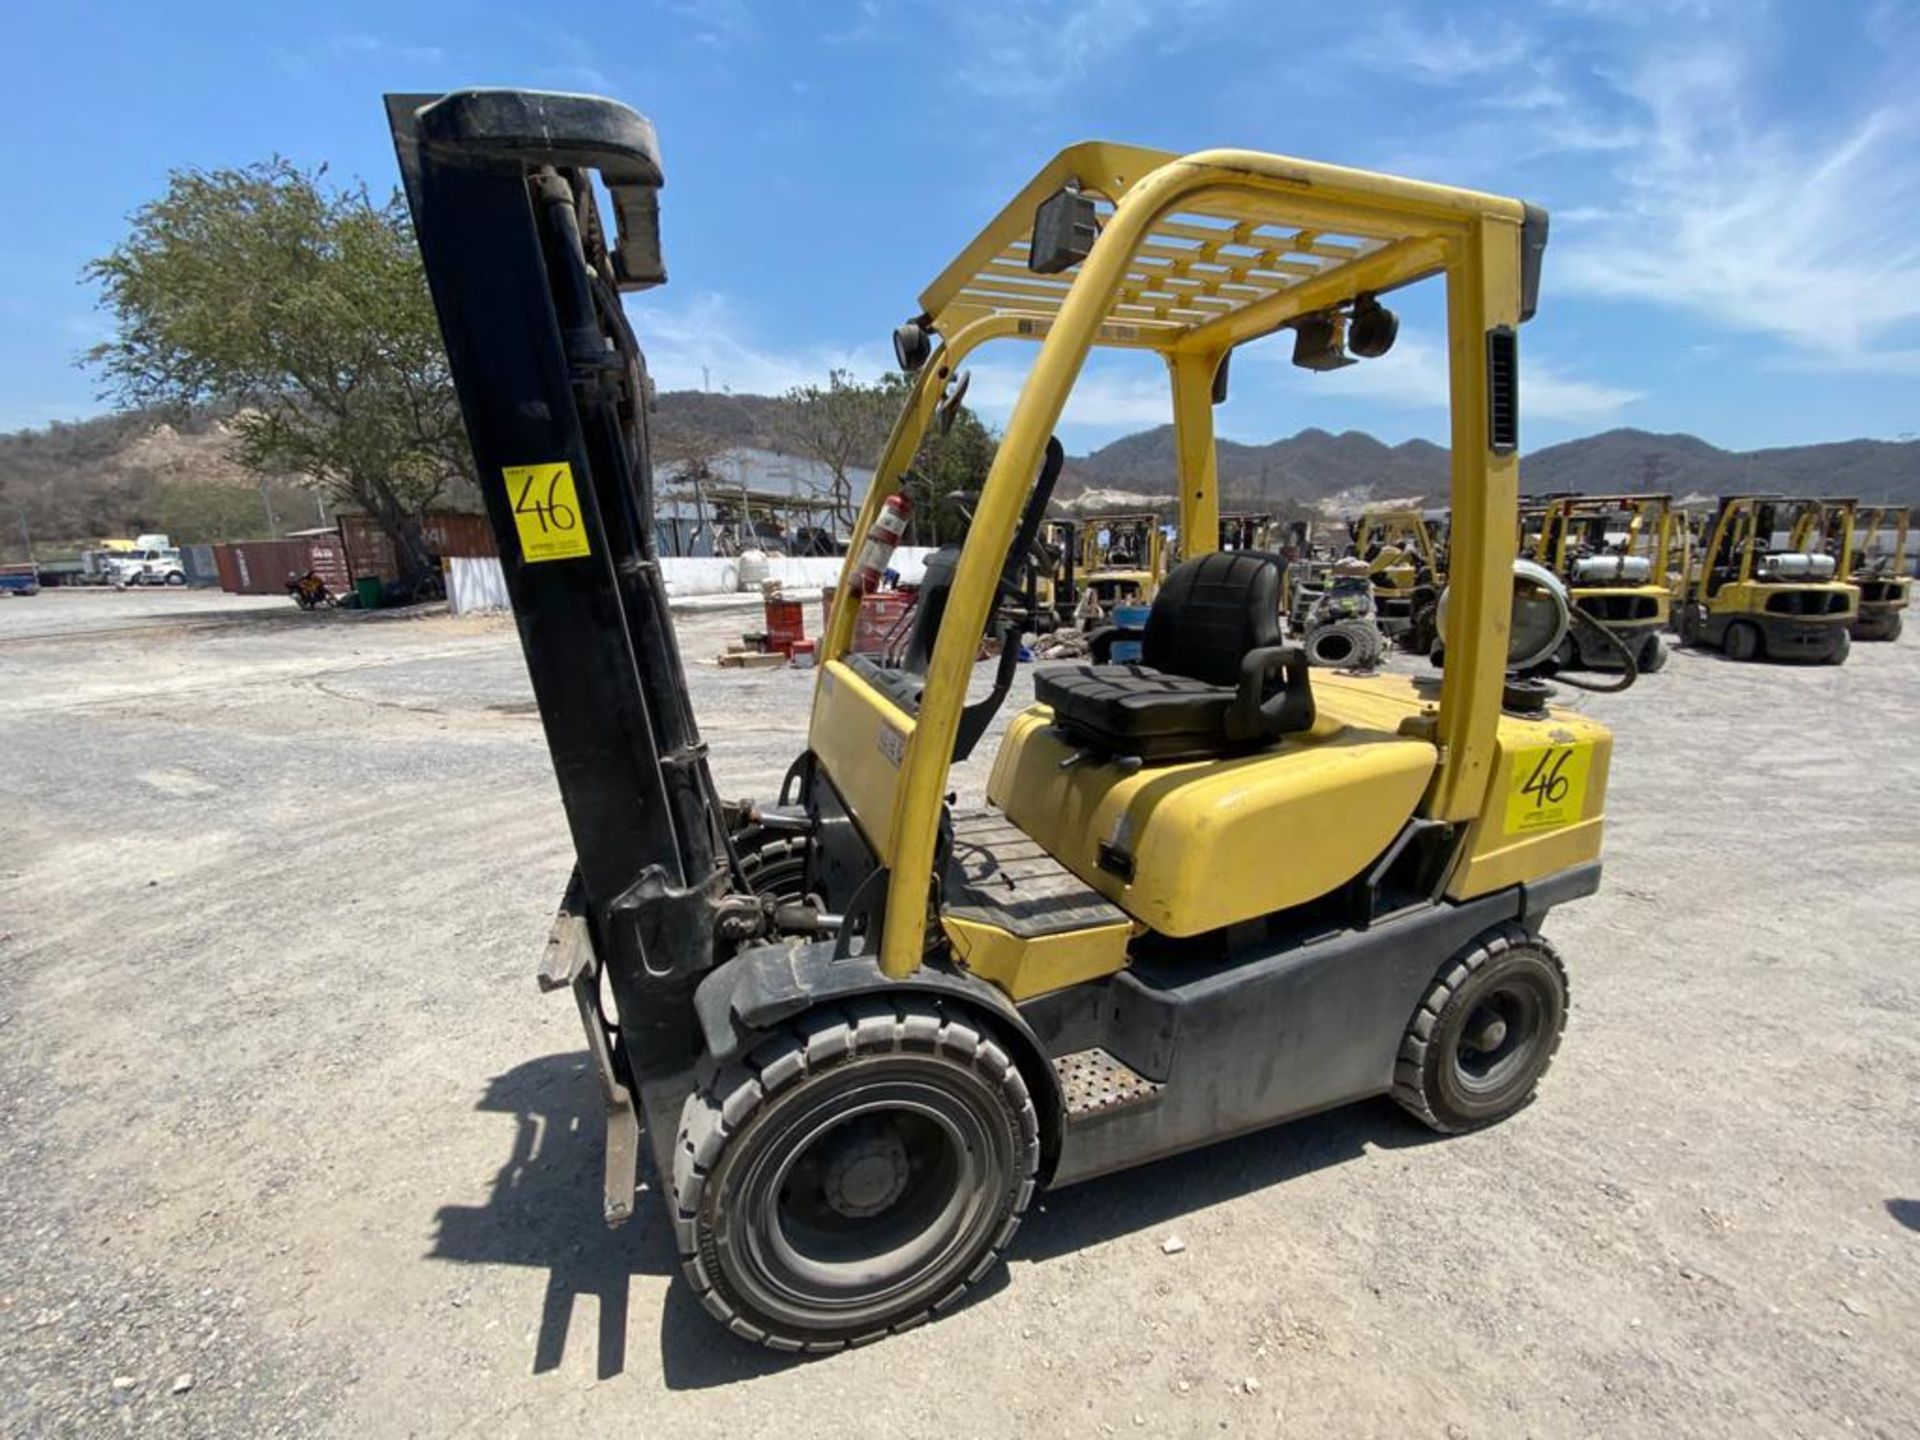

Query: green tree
<box><xmin>876</xmin><ymin>372</ymin><xmax>996</xmax><ymax>547</ymax></box>
<box><xmin>777</xmin><ymin>369</ymin><xmax>897</xmax><ymax>531</ymax></box>
<box><xmin>778</xmin><ymin>369</ymin><xmax>996</xmax><ymax>545</ymax></box>
<box><xmin>84</xmin><ymin>159</ymin><xmax>466</xmax><ymax>578</ymax></box>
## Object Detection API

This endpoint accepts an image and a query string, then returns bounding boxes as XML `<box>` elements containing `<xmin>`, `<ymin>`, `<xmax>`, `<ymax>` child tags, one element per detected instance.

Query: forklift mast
<box><xmin>387</xmin><ymin>91</ymin><xmax>741</xmax><ymax>1186</ymax></box>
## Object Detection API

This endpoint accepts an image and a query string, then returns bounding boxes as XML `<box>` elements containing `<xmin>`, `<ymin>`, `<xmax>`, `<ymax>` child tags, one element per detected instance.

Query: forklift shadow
<box><xmin>429</xmin><ymin>1052</ymin><xmax>814</xmax><ymax>1388</ymax></box>
<box><xmin>1012</xmin><ymin>1098</ymin><xmax>1440</xmax><ymax>1264</ymax></box>
<box><xmin>429</xmin><ymin>1055</ymin><xmax>1430</xmax><ymax>1390</ymax></box>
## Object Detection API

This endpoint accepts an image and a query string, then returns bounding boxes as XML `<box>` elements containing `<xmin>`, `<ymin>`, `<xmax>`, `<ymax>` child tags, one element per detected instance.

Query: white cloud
<box><xmin>1244</xmin><ymin>328</ymin><xmax>1641</xmax><ymax>426</ymax></box>
<box><xmin>1353</xmin><ymin>7</ymin><xmax>1920</xmax><ymax>376</ymax></box>
<box><xmin>628</xmin><ymin>292</ymin><xmax>889</xmax><ymax>396</ymax></box>
<box><xmin>1557</xmin><ymin>42</ymin><xmax>1920</xmax><ymax>367</ymax></box>
<box><xmin>965</xmin><ymin>357</ymin><xmax>1173</xmax><ymax>431</ymax></box>
<box><xmin>947</xmin><ymin>0</ymin><xmax>1226</xmax><ymax>102</ymax></box>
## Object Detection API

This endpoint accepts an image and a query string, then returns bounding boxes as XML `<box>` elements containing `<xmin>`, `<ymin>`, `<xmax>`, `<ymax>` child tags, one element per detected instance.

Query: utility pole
<box><xmin>258</xmin><ymin>478</ymin><xmax>280</xmax><ymax>538</ymax></box>
<box><xmin>14</xmin><ymin>505</ymin><xmax>33</xmax><ymax>563</ymax></box>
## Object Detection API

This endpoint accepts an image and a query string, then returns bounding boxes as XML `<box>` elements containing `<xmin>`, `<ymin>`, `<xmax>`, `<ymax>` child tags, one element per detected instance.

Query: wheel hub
<box><xmin>1464</xmin><ymin>1009</ymin><xmax>1509</xmax><ymax>1053</ymax></box>
<box><xmin>818</xmin><ymin>1118</ymin><xmax>912</xmax><ymax>1219</ymax></box>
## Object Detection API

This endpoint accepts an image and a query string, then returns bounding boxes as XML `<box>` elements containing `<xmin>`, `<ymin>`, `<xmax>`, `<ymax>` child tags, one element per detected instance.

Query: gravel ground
<box><xmin>2</xmin><ymin>587</ymin><xmax>1916</xmax><ymax>1438</ymax></box>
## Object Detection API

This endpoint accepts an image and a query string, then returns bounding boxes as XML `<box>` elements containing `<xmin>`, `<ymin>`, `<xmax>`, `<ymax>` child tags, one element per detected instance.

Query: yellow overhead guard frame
<box><xmin>816</xmin><ymin>142</ymin><xmax>1545</xmax><ymax>978</ymax></box>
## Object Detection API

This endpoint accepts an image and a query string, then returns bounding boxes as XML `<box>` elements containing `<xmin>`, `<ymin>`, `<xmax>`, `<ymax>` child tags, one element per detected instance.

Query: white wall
<box><xmin>442</xmin><ymin>547</ymin><xmax>937</xmax><ymax>614</ymax></box>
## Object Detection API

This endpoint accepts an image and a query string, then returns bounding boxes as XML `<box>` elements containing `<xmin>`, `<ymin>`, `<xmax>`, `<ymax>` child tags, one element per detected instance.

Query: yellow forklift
<box><xmin>1846</xmin><ymin>506</ymin><xmax>1911</xmax><ymax>641</ymax></box>
<box><xmin>1077</xmin><ymin>512</ymin><xmax>1166</xmax><ymax>610</ymax></box>
<box><xmin>1795</xmin><ymin>499</ymin><xmax>1910</xmax><ymax>642</ymax></box>
<box><xmin>394</xmin><ymin>90</ymin><xmax>1620</xmax><ymax>1351</ymax></box>
<box><xmin>1522</xmin><ymin>493</ymin><xmax>1674</xmax><ymax>673</ymax></box>
<box><xmin>1677</xmin><ymin>496</ymin><xmax>1857</xmax><ymax>662</ymax></box>
<box><xmin>1351</xmin><ymin>506</ymin><xmax>1446</xmax><ymax>646</ymax></box>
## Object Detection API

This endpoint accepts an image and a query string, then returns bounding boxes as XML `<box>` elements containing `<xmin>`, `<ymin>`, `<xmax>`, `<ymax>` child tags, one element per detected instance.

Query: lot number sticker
<box><xmin>503</xmin><ymin>462</ymin><xmax>591</xmax><ymax>562</ymax></box>
<box><xmin>1504</xmin><ymin>743</ymin><xmax>1592</xmax><ymax>835</ymax></box>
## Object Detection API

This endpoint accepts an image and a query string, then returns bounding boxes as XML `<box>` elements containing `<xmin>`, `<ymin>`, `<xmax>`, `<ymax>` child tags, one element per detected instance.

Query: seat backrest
<box><xmin>1143</xmin><ymin>551</ymin><xmax>1283</xmax><ymax>685</ymax></box>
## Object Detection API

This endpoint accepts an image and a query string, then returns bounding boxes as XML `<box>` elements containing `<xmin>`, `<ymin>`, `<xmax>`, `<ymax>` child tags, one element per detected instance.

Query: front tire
<box><xmin>1393</xmin><ymin>923</ymin><xmax>1568</xmax><ymax>1134</ymax></box>
<box><xmin>673</xmin><ymin>998</ymin><xmax>1040</xmax><ymax>1351</ymax></box>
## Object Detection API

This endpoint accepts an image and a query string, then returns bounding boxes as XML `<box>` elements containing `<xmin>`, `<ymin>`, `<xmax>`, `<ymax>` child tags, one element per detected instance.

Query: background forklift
<box><xmin>1677</xmin><ymin>495</ymin><xmax>1857</xmax><ymax>662</ymax></box>
<box><xmin>1350</xmin><ymin>505</ymin><xmax>1445</xmax><ymax>646</ymax></box>
<box><xmin>1076</xmin><ymin>511</ymin><xmax>1167</xmax><ymax>610</ymax></box>
<box><xmin>1795</xmin><ymin>499</ymin><xmax>1910</xmax><ymax>643</ymax></box>
<box><xmin>1845</xmin><ymin>505</ymin><xmax>1911</xmax><ymax>641</ymax></box>
<box><xmin>1521</xmin><ymin>493</ymin><xmax>1674</xmax><ymax>673</ymax></box>
<box><xmin>393</xmin><ymin>89</ymin><xmax>1620</xmax><ymax>1352</ymax></box>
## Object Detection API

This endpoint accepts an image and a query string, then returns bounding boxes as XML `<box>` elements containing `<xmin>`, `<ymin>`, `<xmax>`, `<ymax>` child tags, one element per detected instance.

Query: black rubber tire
<box><xmin>1638</xmin><ymin>632</ymin><xmax>1667</xmax><ymax>673</ymax></box>
<box><xmin>1825</xmin><ymin>628</ymin><xmax>1851</xmax><ymax>666</ymax></box>
<box><xmin>672</xmin><ymin>998</ymin><xmax>1040</xmax><ymax>1352</ymax></box>
<box><xmin>1884</xmin><ymin>611</ymin><xmax>1903</xmax><ymax>642</ymax></box>
<box><xmin>1723</xmin><ymin>620</ymin><xmax>1761</xmax><ymax>662</ymax></box>
<box><xmin>1305</xmin><ymin>617</ymin><xmax>1383</xmax><ymax>669</ymax></box>
<box><xmin>733</xmin><ymin>829</ymin><xmax>808</xmax><ymax>902</ymax></box>
<box><xmin>1392</xmin><ymin>923</ymin><xmax>1568</xmax><ymax>1135</ymax></box>
<box><xmin>164</xmin><ymin>571</ymin><xmax>186</xmax><ymax>587</ymax></box>
<box><xmin>1677</xmin><ymin>603</ymin><xmax>1703</xmax><ymax>647</ymax></box>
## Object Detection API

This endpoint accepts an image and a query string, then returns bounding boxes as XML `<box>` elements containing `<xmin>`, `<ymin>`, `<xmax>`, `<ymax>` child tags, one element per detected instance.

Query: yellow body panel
<box><xmin>1714</xmin><ymin>580</ymin><xmax>1857</xmax><ymax>621</ymax></box>
<box><xmin>807</xmin><ymin>661</ymin><xmax>911</xmax><ymax>858</ymax></box>
<box><xmin>941</xmin><ymin>914</ymin><xmax>1133</xmax><ymax>1001</ymax></box>
<box><xmin>1448</xmin><ymin>707</ymin><xmax>1613</xmax><ymax>899</ymax></box>
<box><xmin>987</xmin><ymin>675</ymin><xmax>1440</xmax><ymax>937</ymax></box>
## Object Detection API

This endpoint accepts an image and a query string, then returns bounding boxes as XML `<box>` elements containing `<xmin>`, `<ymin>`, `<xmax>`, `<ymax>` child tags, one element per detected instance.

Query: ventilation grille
<box><xmin>1486</xmin><ymin>326</ymin><xmax>1518</xmax><ymax>454</ymax></box>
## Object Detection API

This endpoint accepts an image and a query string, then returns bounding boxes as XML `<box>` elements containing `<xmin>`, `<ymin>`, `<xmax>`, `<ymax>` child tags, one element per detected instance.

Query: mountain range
<box><xmin>1061</xmin><ymin>425</ymin><xmax>1920</xmax><ymax>511</ymax></box>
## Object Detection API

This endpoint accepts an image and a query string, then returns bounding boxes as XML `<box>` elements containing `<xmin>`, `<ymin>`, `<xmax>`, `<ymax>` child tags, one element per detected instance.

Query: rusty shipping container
<box><xmin>214</xmin><ymin>537</ymin><xmax>351</xmax><ymax>595</ymax></box>
<box><xmin>337</xmin><ymin>510</ymin><xmax>495</xmax><ymax>583</ymax></box>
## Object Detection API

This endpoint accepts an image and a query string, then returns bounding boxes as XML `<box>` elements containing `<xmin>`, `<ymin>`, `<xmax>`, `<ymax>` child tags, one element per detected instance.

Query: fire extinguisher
<box><xmin>850</xmin><ymin>492</ymin><xmax>912</xmax><ymax>594</ymax></box>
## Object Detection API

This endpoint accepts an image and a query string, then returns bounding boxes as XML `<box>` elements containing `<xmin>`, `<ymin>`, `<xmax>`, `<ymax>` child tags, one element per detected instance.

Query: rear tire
<box><xmin>1825</xmin><ymin>628</ymin><xmax>1851</xmax><ymax>665</ymax></box>
<box><xmin>1393</xmin><ymin>923</ymin><xmax>1568</xmax><ymax>1134</ymax></box>
<box><xmin>1637</xmin><ymin>632</ymin><xmax>1667</xmax><ymax>673</ymax></box>
<box><xmin>1723</xmin><ymin>620</ymin><xmax>1761</xmax><ymax>662</ymax></box>
<box><xmin>672</xmin><ymin>998</ymin><xmax>1040</xmax><ymax>1352</ymax></box>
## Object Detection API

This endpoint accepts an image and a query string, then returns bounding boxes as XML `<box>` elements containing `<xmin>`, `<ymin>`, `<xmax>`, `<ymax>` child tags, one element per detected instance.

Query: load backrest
<box><xmin>1142</xmin><ymin>551</ymin><xmax>1284</xmax><ymax>686</ymax></box>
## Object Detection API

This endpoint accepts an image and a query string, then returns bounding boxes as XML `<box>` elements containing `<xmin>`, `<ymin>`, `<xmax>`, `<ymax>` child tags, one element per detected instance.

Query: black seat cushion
<box><xmin>1035</xmin><ymin>552</ymin><xmax>1313</xmax><ymax>763</ymax></box>
<box><xmin>1143</xmin><ymin>549</ymin><xmax>1283</xmax><ymax>681</ymax></box>
<box><xmin>1033</xmin><ymin>664</ymin><xmax>1245</xmax><ymax>762</ymax></box>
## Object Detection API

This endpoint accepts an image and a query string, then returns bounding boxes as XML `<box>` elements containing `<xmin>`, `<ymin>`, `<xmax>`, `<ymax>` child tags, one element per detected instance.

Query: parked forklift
<box><xmin>1846</xmin><ymin>506</ymin><xmax>1911</xmax><ymax>641</ymax></box>
<box><xmin>394</xmin><ymin>89</ymin><xmax>1619</xmax><ymax>1352</ymax></box>
<box><xmin>1677</xmin><ymin>496</ymin><xmax>1857</xmax><ymax>662</ymax></box>
<box><xmin>1077</xmin><ymin>512</ymin><xmax>1166</xmax><ymax>609</ymax></box>
<box><xmin>1350</xmin><ymin>506</ymin><xmax>1445</xmax><ymax>647</ymax></box>
<box><xmin>1521</xmin><ymin>493</ymin><xmax>1674</xmax><ymax>673</ymax></box>
<box><xmin>1795</xmin><ymin>500</ymin><xmax>1909</xmax><ymax>642</ymax></box>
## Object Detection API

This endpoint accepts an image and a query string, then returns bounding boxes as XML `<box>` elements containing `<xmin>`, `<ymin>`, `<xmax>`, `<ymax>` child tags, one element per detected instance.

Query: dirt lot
<box><xmin>2</xmin><ymin>587</ymin><xmax>1916</xmax><ymax>1439</ymax></box>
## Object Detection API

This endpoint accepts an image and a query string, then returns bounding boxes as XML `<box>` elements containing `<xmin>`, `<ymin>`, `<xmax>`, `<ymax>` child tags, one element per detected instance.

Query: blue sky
<box><xmin>2</xmin><ymin>0</ymin><xmax>1915</xmax><ymax>455</ymax></box>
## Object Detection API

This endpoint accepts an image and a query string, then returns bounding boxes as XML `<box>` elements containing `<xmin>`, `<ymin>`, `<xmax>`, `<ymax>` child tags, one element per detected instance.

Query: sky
<box><xmin>1</xmin><ymin>0</ymin><xmax>1916</xmax><ymax>456</ymax></box>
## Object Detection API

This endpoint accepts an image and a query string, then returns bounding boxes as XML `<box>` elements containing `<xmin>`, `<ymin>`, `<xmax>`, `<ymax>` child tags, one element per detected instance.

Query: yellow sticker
<box><xmin>1503</xmin><ymin>743</ymin><xmax>1593</xmax><ymax>835</ymax></box>
<box><xmin>503</xmin><ymin>462</ymin><xmax>591</xmax><ymax>562</ymax></box>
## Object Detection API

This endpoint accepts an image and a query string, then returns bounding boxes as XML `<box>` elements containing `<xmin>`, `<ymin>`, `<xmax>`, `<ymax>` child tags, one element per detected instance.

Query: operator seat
<box><xmin>1034</xmin><ymin>551</ymin><xmax>1314</xmax><ymax>764</ymax></box>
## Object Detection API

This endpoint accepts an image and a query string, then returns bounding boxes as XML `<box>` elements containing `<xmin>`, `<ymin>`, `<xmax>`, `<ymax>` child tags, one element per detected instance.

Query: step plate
<box><xmin>1054</xmin><ymin>1047</ymin><xmax>1164</xmax><ymax>1123</ymax></box>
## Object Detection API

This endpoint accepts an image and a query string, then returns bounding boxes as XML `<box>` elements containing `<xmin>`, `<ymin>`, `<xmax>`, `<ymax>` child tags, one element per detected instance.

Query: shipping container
<box><xmin>337</xmin><ymin>510</ymin><xmax>494</xmax><ymax>584</ymax></box>
<box><xmin>214</xmin><ymin>538</ymin><xmax>351</xmax><ymax>596</ymax></box>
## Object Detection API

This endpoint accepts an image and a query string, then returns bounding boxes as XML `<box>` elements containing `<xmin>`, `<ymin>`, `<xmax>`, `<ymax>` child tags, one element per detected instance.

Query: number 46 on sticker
<box><xmin>503</xmin><ymin>462</ymin><xmax>592</xmax><ymax>563</ymax></box>
<box><xmin>1503</xmin><ymin>742</ymin><xmax>1593</xmax><ymax>835</ymax></box>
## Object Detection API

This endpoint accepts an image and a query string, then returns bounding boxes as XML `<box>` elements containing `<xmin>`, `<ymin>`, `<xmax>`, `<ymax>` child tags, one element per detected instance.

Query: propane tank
<box><xmin>850</xmin><ymin>492</ymin><xmax>912</xmax><ymax>594</ymax></box>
